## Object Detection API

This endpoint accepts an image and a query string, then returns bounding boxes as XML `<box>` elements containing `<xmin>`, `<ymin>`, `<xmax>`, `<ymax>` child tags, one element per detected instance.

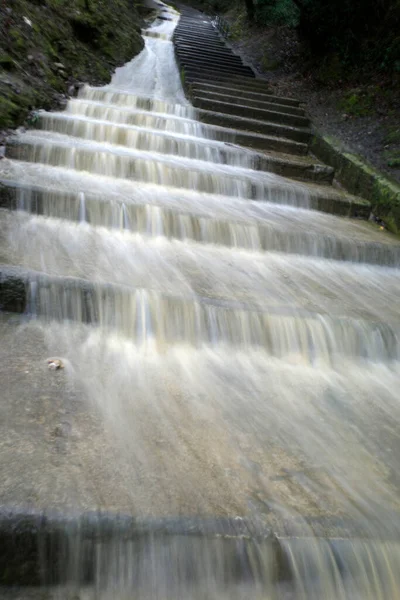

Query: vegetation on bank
<box><xmin>0</xmin><ymin>0</ymin><xmax>146</xmax><ymax>129</ymax></box>
<box><xmin>205</xmin><ymin>0</ymin><xmax>400</xmax><ymax>80</ymax></box>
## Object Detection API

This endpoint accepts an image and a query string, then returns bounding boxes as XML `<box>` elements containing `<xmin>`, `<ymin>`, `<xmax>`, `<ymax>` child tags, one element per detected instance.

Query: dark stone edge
<box><xmin>311</xmin><ymin>133</ymin><xmax>400</xmax><ymax>235</ymax></box>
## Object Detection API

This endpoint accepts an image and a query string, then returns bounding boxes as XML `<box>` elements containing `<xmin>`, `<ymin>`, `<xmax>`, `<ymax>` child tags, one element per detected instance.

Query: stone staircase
<box><xmin>173</xmin><ymin>6</ymin><xmax>372</xmax><ymax>217</ymax></box>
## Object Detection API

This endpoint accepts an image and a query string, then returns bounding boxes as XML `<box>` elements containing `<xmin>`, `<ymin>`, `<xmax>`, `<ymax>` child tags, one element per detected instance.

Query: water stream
<box><xmin>1</xmin><ymin>3</ymin><xmax>400</xmax><ymax>598</ymax></box>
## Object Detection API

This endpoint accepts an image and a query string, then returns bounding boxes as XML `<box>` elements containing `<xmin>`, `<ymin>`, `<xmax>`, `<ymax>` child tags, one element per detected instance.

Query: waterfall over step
<box><xmin>1</xmin><ymin>2</ymin><xmax>400</xmax><ymax>598</ymax></box>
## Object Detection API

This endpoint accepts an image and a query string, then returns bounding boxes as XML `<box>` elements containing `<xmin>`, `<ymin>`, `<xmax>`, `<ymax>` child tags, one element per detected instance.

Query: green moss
<box><xmin>311</xmin><ymin>133</ymin><xmax>400</xmax><ymax>234</ymax></box>
<box><xmin>384</xmin><ymin>128</ymin><xmax>400</xmax><ymax>145</ymax></box>
<box><xmin>0</xmin><ymin>54</ymin><xmax>15</xmax><ymax>70</ymax></box>
<box><xmin>9</xmin><ymin>27</ymin><xmax>27</xmax><ymax>51</ymax></box>
<box><xmin>337</xmin><ymin>89</ymin><xmax>375</xmax><ymax>117</ymax></box>
<box><xmin>0</xmin><ymin>96</ymin><xmax>22</xmax><ymax>128</ymax></box>
<box><xmin>0</xmin><ymin>0</ymin><xmax>145</xmax><ymax>129</ymax></box>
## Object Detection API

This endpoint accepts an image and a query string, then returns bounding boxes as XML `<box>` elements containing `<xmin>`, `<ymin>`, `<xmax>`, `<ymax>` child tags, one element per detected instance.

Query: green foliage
<box><xmin>338</xmin><ymin>90</ymin><xmax>375</xmax><ymax>117</ymax></box>
<box><xmin>0</xmin><ymin>97</ymin><xmax>21</xmax><ymax>128</ymax></box>
<box><xmin>236</xmin><ymin>0</ymin><xmax>400</xmax><ymax>73</ymax></box>
<box><xmin>385</xmin><ymin>129</ymin><xmax>400</xmax><ymax>145</ymax></box>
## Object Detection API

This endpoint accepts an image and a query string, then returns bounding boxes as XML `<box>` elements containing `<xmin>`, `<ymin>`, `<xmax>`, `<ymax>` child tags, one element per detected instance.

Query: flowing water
<box><xmin>1</xmin><ymin>3</ymin><xmax>400</xmax><ymax>598</ymax></box>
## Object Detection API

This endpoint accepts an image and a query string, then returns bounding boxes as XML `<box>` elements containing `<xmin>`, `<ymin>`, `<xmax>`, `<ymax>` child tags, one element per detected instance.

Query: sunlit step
<box><xmin>6</xmin><ymin>132</ymin><xmax>312</xmax><ymax>203</ymax></box>
<box><xmin>79</xmin><ymin>85</ymin><xmax>195</xmax><ymax>117</ymax></box>
<box><xmin>2</xmin><ymin>209</ymin><xmax>400</xmax><ymax>324</ymax></box>
<box><xmin>36</xmin><ymin>112</ymin><xmax>333</xmax><ymax>183</ymax></box>
<box><xmin>1</xmin><ymin>179</ymin><xmax>399</xmax><ymax>267</ymax></box>
<box><xmin>1</xmin><ymin>267</ymin><xmax>399</xmax><ymax>365</ymax></box>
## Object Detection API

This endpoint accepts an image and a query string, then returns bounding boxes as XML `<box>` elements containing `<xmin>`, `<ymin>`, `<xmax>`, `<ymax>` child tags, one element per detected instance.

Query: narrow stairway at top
<box><xmin>1</xmin><ymin>2</ymin><xmax>400</xmax><ymax>598</ymax></box>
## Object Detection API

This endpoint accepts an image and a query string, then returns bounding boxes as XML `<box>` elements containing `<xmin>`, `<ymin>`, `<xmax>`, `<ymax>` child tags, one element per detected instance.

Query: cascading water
<box><xmin>1</xmin><ymin>2</ymin><xmax>400</xmax><ymax>598</ymax></box>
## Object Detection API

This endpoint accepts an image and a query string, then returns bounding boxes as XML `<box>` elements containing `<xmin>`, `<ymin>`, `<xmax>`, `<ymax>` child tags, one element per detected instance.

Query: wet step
<box><xmin>2</xmin><ymin>212</ymin><xmax>398</xmax><ymax>325</ymax></box>
<box><xmin>1</xmin><ymin>313</ymin><xmax>400</xmax><ymax>596</ymax></box>
<box><xmin>192</xmin><ymin>95</ymin><xmax>310</xmax><ymax>128</ymax></box>
<box><xmin>1</xmin><ymin>179</ymin><xmax>397</xmax><ymax>265</ymax></box>
<box><xmin>78</xmin><ymin>86</ymin><xmax>197</xmax><ymax>117</ymax></box>
<box><xmin>79</xmin><ymin>85</ymin><xmax>303</xmax><ymax>143</ymax></box>
<box><xmin>0</xmin><ymin>508</ymin><xmax>399</xmax><ymax>593</ymax></box>
<box><xmin>34</xmin><ymin>112</ymin><xmax>332</xmax><ymax>183</ymax></box>
<box><xmin>0</xmin><ymin>157</ymin><xmax>369</xmax><ymax>217</ymax></box>
<box><xmin>1</xmin><ymin>265</ymin><xmax>400</xmax><ymax>364</ymax></box>
<box><xmin>6</xmin><ymin>132</ymin><xmax>318</xmax><ymax>200</ymax></box>
<box><xmin>65</xmin><ymin>98</ymin><xmax>308</xmax><ymax>154</ymax></box>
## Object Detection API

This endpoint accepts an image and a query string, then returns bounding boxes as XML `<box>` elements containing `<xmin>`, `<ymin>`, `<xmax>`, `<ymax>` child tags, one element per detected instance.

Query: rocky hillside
<box><xmin>0</xmin><ymin>0</ymin><xmax>147</xmax><ymax>131</ymax></box>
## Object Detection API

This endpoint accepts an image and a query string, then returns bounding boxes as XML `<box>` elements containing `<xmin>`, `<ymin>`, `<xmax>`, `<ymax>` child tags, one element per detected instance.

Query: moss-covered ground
<box><xmin>0</xmin><ymin>0</ymin><xmax>149</xmax><ymax>130</ymax></box>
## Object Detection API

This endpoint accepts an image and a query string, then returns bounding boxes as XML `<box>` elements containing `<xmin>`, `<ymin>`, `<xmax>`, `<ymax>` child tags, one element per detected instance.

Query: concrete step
<box><xmin>176</xmin><ymin>51</ymin><xmax>252</xmax><ymax>71</ymax></box>
<box><xmin>4</xmin><ymin>177</ymin><xmax>394</xmax><ymax>264</ymax></box>
<box><xmin>175</xmin><ymin>40</ymin><xmax>235</xmax><ymax>57</ymax></box>
<box><xmin>4</xmin><ymin>178</ymin><xmax>398</xmax><ymax>268</ymax></box>
<box><xmin>194</xmin><ymin>96</ymin><xmax>310</xmax><ymax>129</ymax></box>
<box><xmin>0</xmin><ymin>502</ymin><xmax>398</xmax><ymax>591</ymax></box>
<box><xmin>195</xmin><ymin>107</ymin><xmax>311</xmax><ymax>144</ymax></box>
<box><xmin>175</xmin><ymin>26</ymin><xmax>218</xmax><ymax>36</ymax></box>
<box><xmin>48</xmin><ymin>99</ymin><xmax>309</xmax><ymax>155</ymax></box>
<box><xmin>184</xmin><ymin>71</ymin><xmax>274</xmax><ymax>92</ymax></box>
<box><xmin>34</xmin><ymin>112</ymin><xmax>325</xmax><ymax>181</ymax></box>
<box><xmin>186</xmin><ymin>77</ymin><xmax>276</xmax><ymax>98</ymax></box>
<box><xmin>5</xmin><ymin>134</ymin><xmax>311</xmax><ymax>196</ymax></box>
<box><xmin>175</xmin><ymin>34</ymin><xmax>225</xmax><ymax>47</ymax></box>
<box><xmin>190</xmin><ymin>86</ymin><xmax>305</xmax><ymax>116</ymax></box>
<box><xmin>178</xmin><ymin>57</ymin><xmax>254</xmax><ymax>78</ymax></box>
<box><xmin>2</xmin><ymin>260</ymin><xmax>395</xmax><ymax>340</ymax></box>
<box><xmin>1</xmin><ymin>153</ymin><xmax>370</xmax><ymax>218</ymax></box>
<box><xmin>176</xmin><ymin>49</ymin><xmax>246</xmax><ymax>68</ymax></box>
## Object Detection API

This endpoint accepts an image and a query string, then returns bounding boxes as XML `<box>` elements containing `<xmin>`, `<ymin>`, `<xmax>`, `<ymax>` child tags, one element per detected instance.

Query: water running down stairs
<box><xmin>1</xmin><ymin>2</ymin><xmax>400</xmax><ymax>598</ymax></box>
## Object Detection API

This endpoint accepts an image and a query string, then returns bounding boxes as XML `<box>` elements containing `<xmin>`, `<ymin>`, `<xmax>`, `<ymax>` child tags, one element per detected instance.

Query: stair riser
<box><xmin>194</xmin><ymin>97</ymin><xmax>310</xmax><ymax>129</ymax></box>
<box><xmin>178</xmin><ymin>58</ymin><xmax>254</xmax><ymax>77</ymax></box>
<box><xmin>196</xmin><ymin>110</ymin><xmax>311</xmax><ymax>144</ymax></box>
<box><xmin>190</xmin><ymin>88</ymin><xmax>305</xmax><ymax>116</ymax></box>
<box><xmin>176</xmin><ymin>50</ymin><xmax>246</xmax><ymax>68</ymax></box>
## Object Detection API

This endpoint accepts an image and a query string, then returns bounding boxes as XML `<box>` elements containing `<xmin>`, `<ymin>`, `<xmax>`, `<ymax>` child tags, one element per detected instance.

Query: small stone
<box><xmin>53</xmin><ymin>62</ymin><xmax>65</xmax><ymax>69</ymax></box>
<box><xmin>23</xmin><ymin>16</ymin><xmax>32</xmax><ymax>26</ymax></box>
<box><xmin>47</xmin><ymin>358</ymin><xmax>64</xmax><ymax>370</ymax></box>
<box><xmin>27</xmin><ymin>54</ymin><xmax>34</xmax><ymax>62</ymax></box>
